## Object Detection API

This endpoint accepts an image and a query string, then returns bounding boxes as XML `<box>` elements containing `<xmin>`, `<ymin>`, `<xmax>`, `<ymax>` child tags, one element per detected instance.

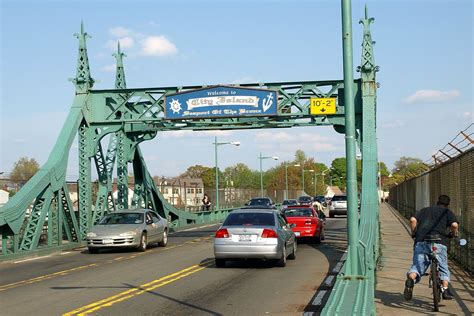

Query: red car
<box><xmin>282</xmin><ymin>206</ymin><xmax>326</xmax><ymax>243</ymax></box>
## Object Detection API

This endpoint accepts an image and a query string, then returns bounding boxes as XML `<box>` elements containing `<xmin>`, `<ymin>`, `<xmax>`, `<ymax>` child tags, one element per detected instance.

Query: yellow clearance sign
<box><xmin>310</xmin><ymin>98</ymin><xmax>337</xmax><ymax>115</ymax></box>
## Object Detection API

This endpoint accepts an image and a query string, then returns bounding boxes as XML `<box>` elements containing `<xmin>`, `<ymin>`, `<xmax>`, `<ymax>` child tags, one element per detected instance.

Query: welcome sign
<box><xmin>164</xmin><ymin>86</ymin><xmax>278</xmax><ymax>119</ymax></box>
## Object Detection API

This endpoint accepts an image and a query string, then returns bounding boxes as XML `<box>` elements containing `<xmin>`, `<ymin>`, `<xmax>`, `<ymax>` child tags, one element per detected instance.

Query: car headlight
<box><xmin>87</xmin><ymin>232</ymin><xmax>97</xmax><ymax>238</ymax></box>
<box><xmin>119</xmin><ymin>231</ymin><xmax>137</xmax><ymax>237</ymax></box>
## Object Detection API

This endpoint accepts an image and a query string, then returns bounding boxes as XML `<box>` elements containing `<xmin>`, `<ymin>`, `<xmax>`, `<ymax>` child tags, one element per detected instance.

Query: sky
<box><xmin>0</xmin><ymin>0</ymin><xmax>473</xmax><ymax>180</ymax></box>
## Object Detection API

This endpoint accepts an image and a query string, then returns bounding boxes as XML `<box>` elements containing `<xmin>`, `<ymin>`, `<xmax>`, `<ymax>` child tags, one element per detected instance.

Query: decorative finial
<box><xmin>113</xmin><ymin>41</ymin><xmax>127</xmax><ymax>89</ymax></box>
<box><xmin>71</xmin><ymin>21</ymin><xmax>94</xmax><ymax>92</ymax></box>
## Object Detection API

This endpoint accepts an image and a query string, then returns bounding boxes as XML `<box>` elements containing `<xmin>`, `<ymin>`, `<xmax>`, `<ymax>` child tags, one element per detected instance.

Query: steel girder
<box><xmin>322</xmin><ymin>7</ymin><xmax>379</xmax><ymax>315</ymax></box>
<box><xmin>1</xmin><ymin>22</ymin><xmax>379</xmax><ymax>310</ymax></box>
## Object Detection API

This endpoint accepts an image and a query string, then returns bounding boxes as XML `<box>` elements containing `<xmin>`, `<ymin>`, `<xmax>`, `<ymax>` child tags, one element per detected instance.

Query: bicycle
<box><xmin>423</xmin><ymin>234</ymin><xmax>467</xmax><ymax>312</ymax></box>
<box><xmin>423</xmin><ymin>234</ymin><xmax>442</xmax><ymax>312</ymax></box>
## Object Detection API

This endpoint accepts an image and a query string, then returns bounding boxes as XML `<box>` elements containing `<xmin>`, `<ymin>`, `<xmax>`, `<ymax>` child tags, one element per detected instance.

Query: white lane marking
<box><xmin>312</xmin><ymin>290</ymin><xmax>327</xmax><ymax>305</ymax></box>
<box><xmin>324</xmin><ymin>275</ymin><xmax>335</xmax><ymax>287</ymax></box>
<box><xmin>14</xmin><ymin>255</ymin><xmax>52</xmax><ymax>264</ymax></box>
<box><xmin>332</xmin><ymin>261</ymin><xmax>344</xmax><ymax>273</ymax></box>
<box><xmin>178</xmin><ymin>223</ymin><xmax>218</xmax><ymax>232</ymax></box>
<box><xmin>60</xmin><ymin>252</ymin><xmax>71</xmax><ymax>255</ymax></box>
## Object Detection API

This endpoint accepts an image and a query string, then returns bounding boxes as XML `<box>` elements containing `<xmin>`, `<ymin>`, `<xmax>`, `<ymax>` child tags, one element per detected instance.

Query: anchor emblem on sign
<box><xmin>262</xmin><ymin>93</ymin><xmax>274</xmax><ymax>112</ymax></box>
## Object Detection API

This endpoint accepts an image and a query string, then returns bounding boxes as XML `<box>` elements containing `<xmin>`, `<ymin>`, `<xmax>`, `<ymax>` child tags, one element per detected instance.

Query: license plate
<box><xmin>294</xmin><ymin>232</ymin><xmax>301</xmax><ymax>237</ymax></box>
<box><xmin>239</xmin><ymin>235</ymin><xmax>252</xmax><ymax>242</ymax></box>
<box><xmin>102</xmin><ymin>239</ymin><xmax>113</xmax><ymax>244</ymax></box>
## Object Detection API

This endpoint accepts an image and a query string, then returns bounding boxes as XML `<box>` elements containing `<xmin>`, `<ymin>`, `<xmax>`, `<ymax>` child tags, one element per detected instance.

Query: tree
<box><xmin>264</xmin><ymin>150</ymin><xmax>329</xmax><ymax>196</ymax></box>
<box><xmin>392</xmin><ymin>156</ymin><xmax>429</xmax><ymax>178</ymax></box>
<box><xmin>223</xmin><ymin>163</ymin><xmax>259</xmax><ymax>189</ymax></box>
<box><xmin>180</xmin><ymin>165</ymin><xmax>216</xmax><ymax>188</ymax></box>
<box><xmin>10</xmin><ymin>157</ymin><xmax>39</xmax><ymax>183</ymax></box>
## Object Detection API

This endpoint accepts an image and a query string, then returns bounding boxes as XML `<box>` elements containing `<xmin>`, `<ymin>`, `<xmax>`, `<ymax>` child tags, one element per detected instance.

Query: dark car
<box><xmin>313</xmin><ymin>195</ymin><xmax>327</xmax><ymax>207</ymax></box>
<box><xmin>244</xmin><ymin>197</ymin><xmax>275</xmax><ymax>208</ymax></box>
<box><xmin>297</xmin><ymin>195</ymin><xmax>313</xmax><ymax>206</ymax></box>
<box><xmin>281</xmin><ymin>199</ymin><xmax>298</xmax><ymax>211</ymax></box>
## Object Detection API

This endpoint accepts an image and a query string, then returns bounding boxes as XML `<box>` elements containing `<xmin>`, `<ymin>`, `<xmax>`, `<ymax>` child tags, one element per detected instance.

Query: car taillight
<box><xmin>261</xmin><ymin>229</ymin><xmax>278</xmax><ymax>238</ymax></box>
<box><xmin>215</xmin><ymin>228</ymin><xmax>229</xmax><ymax>238</ymax></box>
<box><xmin>432</xmin><ymin>246</ymin><xmax>437</xmax><ymax>252</ymax></box>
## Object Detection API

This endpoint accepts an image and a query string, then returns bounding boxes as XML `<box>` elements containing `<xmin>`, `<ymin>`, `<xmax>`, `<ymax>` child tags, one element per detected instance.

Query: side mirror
<box><xmin>244</xmin><ymin>202</ymin><xmax>249</xmax><ymax>206</ymax></box>
<box><xmin>146</xmin><ymin>219</ymin><xmax>153</xmax><ymax>225</ymax></box>
<box><xmin>289</xmin><ymin>223</ymin><xmax>296</xmax><ymax>228</ymax></box>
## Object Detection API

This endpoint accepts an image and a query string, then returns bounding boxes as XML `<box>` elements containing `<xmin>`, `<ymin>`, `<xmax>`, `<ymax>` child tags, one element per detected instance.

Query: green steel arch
<box><xmin>1</xmin><ymin>7</ymin><xmax>379</xmax><ymax>315</ymax></box>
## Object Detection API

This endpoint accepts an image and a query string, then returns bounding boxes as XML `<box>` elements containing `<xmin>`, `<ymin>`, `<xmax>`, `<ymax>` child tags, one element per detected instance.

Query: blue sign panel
<box><xmin>164</xmin><ymin>86</ymin><xmax>278</xmax><ymax>119</ymax></box>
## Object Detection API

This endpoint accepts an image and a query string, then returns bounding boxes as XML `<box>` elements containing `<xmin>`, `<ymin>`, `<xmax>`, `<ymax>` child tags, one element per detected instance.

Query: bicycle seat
<box><xmin>424</xmin><ymin>233</ymin><xmax>442</xmax><ymax>242</ymax></box>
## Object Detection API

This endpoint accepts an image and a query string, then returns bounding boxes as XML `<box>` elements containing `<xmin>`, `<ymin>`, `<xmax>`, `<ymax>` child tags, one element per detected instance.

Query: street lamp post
<box><xmin>302</xmin><ymin>169</ymin><xmax>314</xmax><ymax>195</ymax></box>
<box><xmin>259</xmin><ymin>153</ymin><xmax>279</xmax><ymax>196</ymax></box>
<box><xmin>284</xmin><ymin>163</ymin><xmax>300</xmax><ymax>200</ymax></box>
<box><xmin>214</xmin><ymin>136</ymin><xmax>240</xmax><ymax>210</ymax></box>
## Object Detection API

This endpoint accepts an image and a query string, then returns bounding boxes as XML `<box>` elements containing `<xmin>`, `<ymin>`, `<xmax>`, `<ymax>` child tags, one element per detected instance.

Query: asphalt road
<box><xmin>0</xmin><ymin>217</ymin><xmax>348</xmax><ymax>316</ymax></box>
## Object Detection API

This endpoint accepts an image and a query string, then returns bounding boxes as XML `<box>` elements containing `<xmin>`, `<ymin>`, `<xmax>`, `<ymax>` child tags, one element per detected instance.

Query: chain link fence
<box><xmin>389</xmin><ymin>148</ymin><xmax>473</xmax><ymax>273</ymax></box>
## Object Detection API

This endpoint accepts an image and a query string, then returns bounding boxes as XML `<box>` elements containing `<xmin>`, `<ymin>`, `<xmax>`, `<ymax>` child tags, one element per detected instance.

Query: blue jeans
<box><xmin>407</xmin><ymin>241</ymin><xmax>450</xmax><ymax>283</ymax></box>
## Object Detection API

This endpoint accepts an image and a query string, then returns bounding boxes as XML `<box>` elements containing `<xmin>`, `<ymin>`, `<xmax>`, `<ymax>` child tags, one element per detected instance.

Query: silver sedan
<box><xmin>214</xmin><ymin>209</ymin><xmax>297</xmax><ymax>267</ymax></box>
<box><xmin>86</xmin><ymin>209</ymin><xmax>168</xmax><ymax>253</ymax></box>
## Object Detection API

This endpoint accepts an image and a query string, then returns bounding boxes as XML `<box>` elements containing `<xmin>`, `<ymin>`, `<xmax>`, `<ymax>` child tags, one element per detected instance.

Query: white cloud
<box><xmin>140</xmin><ymin>36</ymin><xmax>177</xmax><ymax>56</ymax></box>
<box><xmin>463</xmin><ymin>111</ymin><xmax>472</xmax><ymax>118</ymax></box>
<box><xmin>403</xmin><ymin>89</ymin><xmax>460</xmax><ymax>104</ymax></box>
<box><xmin>100</xmin><ymin>64</ymin><xmax>116</xmax><ymax>73</ymax></box>
<box><xmin>106</xmin><ymin>36</ymin><xmax>135</xmax><ymax>51</ymax></box>
<box><xmin>109</xmin><ymin>27</ymin><xmax>133</xmax><ymax>38</ymax></box>
<box><xmin>105</xmin><ymin>27</ymin><xmax>178</xmax><ymax>58</ymax></box>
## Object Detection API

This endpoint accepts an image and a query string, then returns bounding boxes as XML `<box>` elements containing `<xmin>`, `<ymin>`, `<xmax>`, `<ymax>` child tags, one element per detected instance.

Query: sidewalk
<box><xmin>375</xmin><ymin>203</ymin><xmax>473</xmax><ymax>315</ymax></box>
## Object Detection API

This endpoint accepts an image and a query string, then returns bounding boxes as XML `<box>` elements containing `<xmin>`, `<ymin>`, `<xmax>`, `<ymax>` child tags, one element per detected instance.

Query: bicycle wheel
<box><xmin>431</xmin><ymin>261</ymin><xmax>441</xmax><ymax>312</ymax></box>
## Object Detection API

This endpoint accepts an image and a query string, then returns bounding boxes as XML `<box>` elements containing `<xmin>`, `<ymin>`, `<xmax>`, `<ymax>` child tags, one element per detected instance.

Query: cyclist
<box><xmin>404</xmin><ymin>195</ymin><xmax>459</xmax><ymax>301</ymax></box>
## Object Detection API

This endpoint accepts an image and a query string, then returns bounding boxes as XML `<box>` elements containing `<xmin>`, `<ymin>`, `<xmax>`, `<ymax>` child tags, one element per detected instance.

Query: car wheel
<box><xmin>288</xmin><ymin>242</ymin><xmax>296</xmax><ymax>260</ymax></box>
<box><xmin>88</xmin><ymin>247</ymin><xmax>98</xmax><ymax>254</ymax></box>
<box><xmin>321</xmin><ymin>229</ymin><xmax>325</xmax><ymax>241</ymax></box>
<box><xmin>137</xmin><ymin>232</ymin><xmax>147</xmax><ymax>252</ymax></box>
<box><xmin>215</xmin><ymin>258</ymin><xmax>226</xmax><ymax>268</ymax></box>
<box><xmin>314</xmin><ymin>234</ymin><xmax>322</xmax><ymax>244</ymax></box>
<box><xmin>158</xmin><ymin>229</ymin><xmax>168</xmax><ymax>247</ymax></box>
<box><xmin>276</xmin><ymin>246</ymin><xmax>287</xmax><ymax>267</ymax></box>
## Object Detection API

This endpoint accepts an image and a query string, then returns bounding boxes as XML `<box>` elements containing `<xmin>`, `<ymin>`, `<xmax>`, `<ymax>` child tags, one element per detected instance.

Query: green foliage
<box><xmin>379</xmin><ymin>162</ymin><xmax>390</xmax><ymax>177</ymax></box>
<box><xmin>392</xmin><ymin>156</ymin><xmax>429</xmax><ymax>177</ymax></box>
<box><xmin>265</xmin><ymin>150</ymin><xmax>329</xmax><ymax>196</ymax></box>
<box><xmin>223</xmin><ymin>163</ymin><xmax>259</xmax><ymax>189</ymax></box>
<box><xmin>10</xmin><ymin>157</ymin><xmax>39</xmax><ymax>183</ymax></box>
<box><xmin>180</xmin><ymin>165</ymin><xmax>216</xmax><ymax>188</ymax></box>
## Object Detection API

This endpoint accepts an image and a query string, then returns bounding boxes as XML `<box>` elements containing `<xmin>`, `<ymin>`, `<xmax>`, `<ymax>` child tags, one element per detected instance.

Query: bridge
<box><xmin>1</xmin><ymin>2</ymin><xmax>472</xmax><ymax>315</ymax></box>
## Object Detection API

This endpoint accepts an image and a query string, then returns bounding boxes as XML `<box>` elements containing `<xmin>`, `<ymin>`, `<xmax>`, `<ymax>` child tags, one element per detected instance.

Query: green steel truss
<box><xmin>0</xmin><ymin>11</ymin><xmax>380</xmax><ymax>313</ymax></box>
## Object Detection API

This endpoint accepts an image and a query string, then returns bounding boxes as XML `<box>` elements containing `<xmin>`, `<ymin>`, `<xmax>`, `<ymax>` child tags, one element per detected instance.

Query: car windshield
<box><xmin>332</xmin><ymin>196</ymin><xmax>347</xmax><ymax>201</ymax></box>
<box><xmin>298</xmin><ymin>196</ymin><xmax>312</xmax><ymax>203</ymax></box>
<box><xmin>224</xmin><ymin>212</ymin><xmax>275</xmax><ymax>226</ymax></box>
<box><xmin>282</xmin><ymin>200</ymin><xmax>298</xmax><ymax>205</ymax></box>
<box><xmin>283</xmin><ymin>208</ymin><xmax>314</xmax><ymax>217</ymax></box>
<box><xmin>248</xmin><ymin>198</ymin><xmax>271</xmax><ymax>206</ymax></box>
<box><xmin>98</xmin><ymin>213</ymin><xmax>144</xmax><ymax>225</ymax></box>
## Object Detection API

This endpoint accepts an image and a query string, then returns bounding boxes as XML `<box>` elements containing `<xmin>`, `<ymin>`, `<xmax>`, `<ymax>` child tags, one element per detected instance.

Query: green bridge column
<box><xmin>341</xmin><ymin>0</ymin><xmax>361</xmax><ymax>276</ymax></box>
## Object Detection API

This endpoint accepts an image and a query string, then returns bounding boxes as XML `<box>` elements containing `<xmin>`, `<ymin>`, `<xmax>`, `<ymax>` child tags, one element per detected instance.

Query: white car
<box><xmin>329</xmin><ymin>195</ymin><xmax>347</xmax><ymax>217</ymax></box>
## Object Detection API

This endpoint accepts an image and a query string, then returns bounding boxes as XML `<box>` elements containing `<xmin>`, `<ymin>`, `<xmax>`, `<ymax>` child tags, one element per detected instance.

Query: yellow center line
<box><xmin>63</xmin><ymin>259</ymin><xmax>214</xmax><ymax>316</ymax></box>
<box><xmin>0</xmin><ymin>235</ymin><xmax>211</xmax><ymax>292</ymax></box>
<box><xmin>0</xmin><ymin>263</ymin><xmax>98</xmax><ymax>292</ymax></box>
